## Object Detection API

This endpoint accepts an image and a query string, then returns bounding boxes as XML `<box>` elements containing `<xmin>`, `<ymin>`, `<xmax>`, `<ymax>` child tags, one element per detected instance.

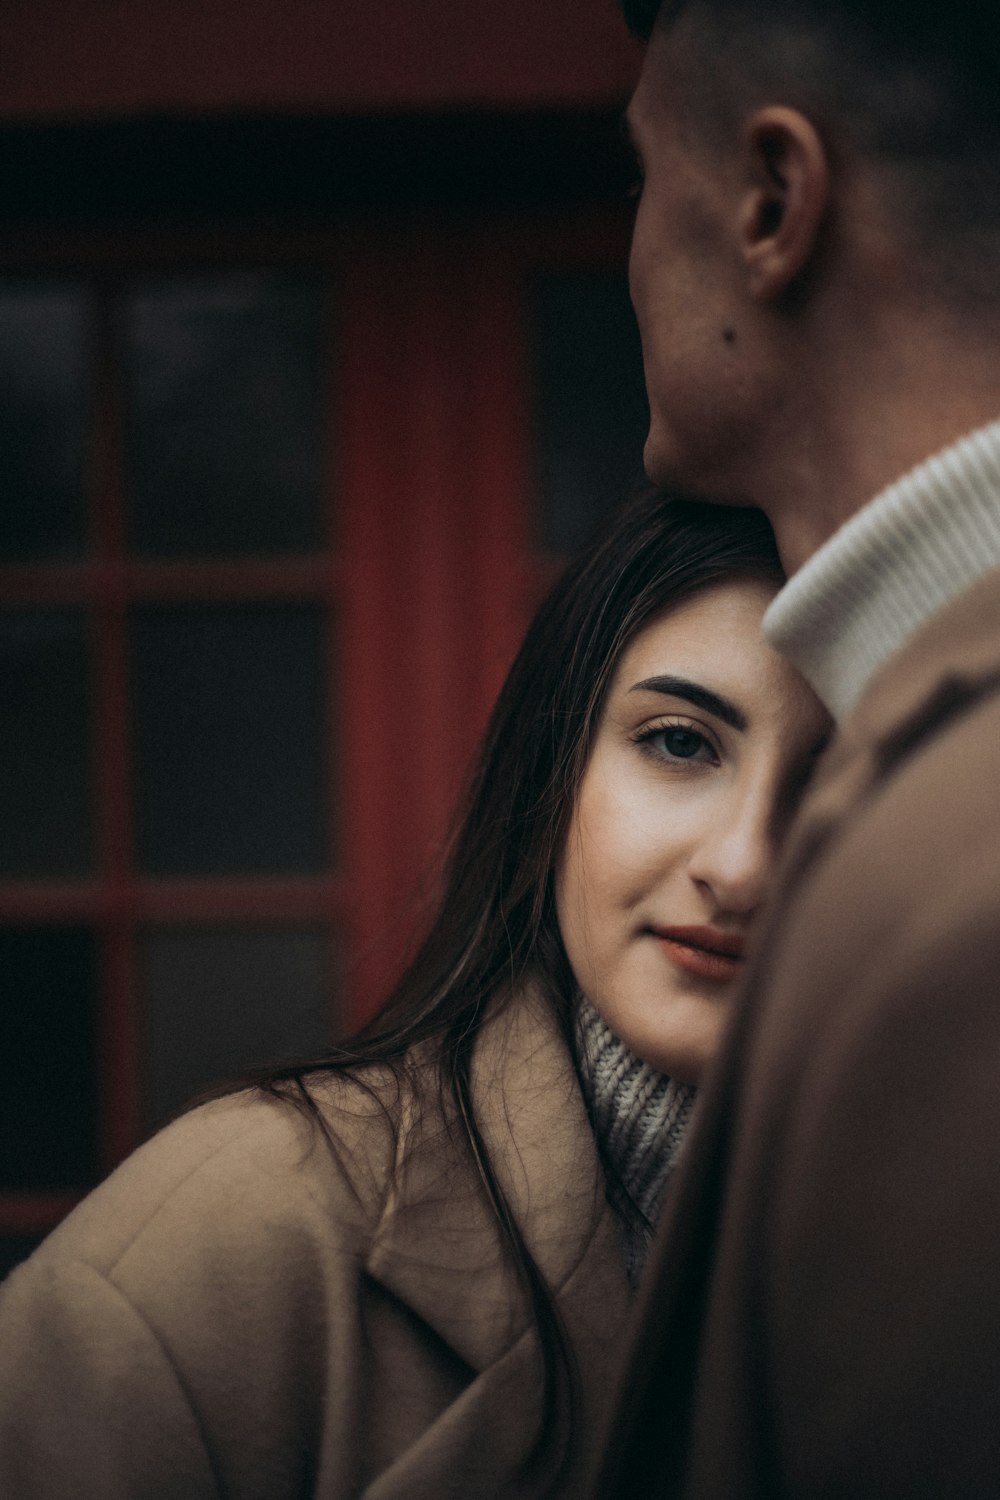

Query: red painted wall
<box><xmin>0</xmin><ymin>0</ymin><xmax>640</xmax><ymax>121</ymax></box>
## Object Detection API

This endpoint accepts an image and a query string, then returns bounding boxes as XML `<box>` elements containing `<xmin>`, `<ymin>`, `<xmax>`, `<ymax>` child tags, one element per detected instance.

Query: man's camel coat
<box><xmin>594</xmin><ymin>566</ymin><xmax>1000</xmax><ymax>1498</ymax></box>
<box><xmin>0</xmin><ymin>992</ymin><xmax>630</xmax><ymax>1497</ymax></box>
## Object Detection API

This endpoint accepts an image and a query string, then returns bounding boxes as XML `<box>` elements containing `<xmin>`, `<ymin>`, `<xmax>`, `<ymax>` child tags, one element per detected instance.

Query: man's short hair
<box><xmin>622</xmin><ymin>0</ymin><xmax>1000</xmax><ymax>304</ymax></box>
<box><xmin>623</xmin><ymin>0</ymin><xmax>1000</xmax><ymax>81</ymax></box>
<box><xmin>621</xmin><ymin>0</ymin><xmax>662</xmax><ymax>38</ymax></box>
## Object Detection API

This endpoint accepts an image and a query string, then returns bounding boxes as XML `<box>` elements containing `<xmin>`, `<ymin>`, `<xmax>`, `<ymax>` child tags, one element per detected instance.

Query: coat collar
<box><xmin>848</xmin><ymin>562</ymin><xmax>1000</xmax><ymax>753</ymax></box>
<box><xmin>778</xmin><ymin>564</ymin><xmax>1000</xmax><ymax>883</ymax></box>
<box><xmin>365</xmin><ymin>987</ymin><xmax>629</xmax><ymax>1373</ymax></box>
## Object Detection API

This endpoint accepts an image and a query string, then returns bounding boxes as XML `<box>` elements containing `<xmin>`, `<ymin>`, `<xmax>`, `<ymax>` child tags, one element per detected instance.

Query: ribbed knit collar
<box><xmin>573</xmin><ymin>995</ymin><xmax>696</xmax><ymax>1287</ymax></box>
<box><xmin>763</xmin><ymin>419</ymin><xmax>1000</xmax><ymax>720</ymax></box>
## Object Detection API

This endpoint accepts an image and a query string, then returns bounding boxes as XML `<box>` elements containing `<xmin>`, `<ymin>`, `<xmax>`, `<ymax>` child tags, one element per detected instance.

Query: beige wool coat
<box><xmin>594</xmin><ymin>565</ymin><xmax>1000</xmax><ymax>1498</ymax></box>
<box><xmin>0</xmin><ymin>991</ymin><xmax>630</xmax><ymax>1498</ymax></box>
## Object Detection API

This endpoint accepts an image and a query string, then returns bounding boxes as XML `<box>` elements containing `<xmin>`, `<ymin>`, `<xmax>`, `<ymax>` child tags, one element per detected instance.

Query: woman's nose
<box><xmin>687</xmin><ymin>797</ymin><xmax>774</xmax><ymax>917</ymax></box>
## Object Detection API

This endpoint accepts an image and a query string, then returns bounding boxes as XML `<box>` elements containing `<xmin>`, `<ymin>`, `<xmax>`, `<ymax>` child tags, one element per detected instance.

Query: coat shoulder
<box><xmin>9</xmin><ymin>1067</ymin><xmax>407</xmax><ymax>1305</ymax></box>
<box><xmin>0</xmin><ymin>1067</ymin><xmax>420</xmax><ymax>1497</ymax></box>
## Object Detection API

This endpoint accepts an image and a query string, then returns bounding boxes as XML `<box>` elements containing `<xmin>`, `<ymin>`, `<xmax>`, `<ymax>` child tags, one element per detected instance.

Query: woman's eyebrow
<box><xmin>628</xmin><ymin>675</ymin><xmax>748</xmax><ymax>732</ymax></box>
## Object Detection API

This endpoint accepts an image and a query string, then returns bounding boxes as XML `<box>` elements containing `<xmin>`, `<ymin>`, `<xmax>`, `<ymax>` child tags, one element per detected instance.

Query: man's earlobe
<box><xmin>740</xmin><ymin>106</ymin><xmax>829</xmax><ymax>300</ymax></box>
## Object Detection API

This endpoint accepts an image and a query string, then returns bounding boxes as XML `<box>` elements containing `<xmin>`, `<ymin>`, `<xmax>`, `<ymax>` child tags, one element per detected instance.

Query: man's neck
<box><xmin>764</xmin><ymin>314</ymin><xmax>1000</xmax><ymax>575</ymax></box>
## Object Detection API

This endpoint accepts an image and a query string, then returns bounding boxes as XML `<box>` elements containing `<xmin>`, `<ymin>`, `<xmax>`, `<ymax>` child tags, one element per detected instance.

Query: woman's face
<box><xmin>555</xmin><ymin>576</ymin><xmax>830</xmax><ymax>1082</ymax></box>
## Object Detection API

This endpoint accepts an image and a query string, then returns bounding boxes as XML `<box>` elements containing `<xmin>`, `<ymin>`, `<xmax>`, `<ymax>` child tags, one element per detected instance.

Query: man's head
<box><xmin>622</xmin><ymin>0</ymin><xmax>1000</xmax><ymax>564</ymax></box>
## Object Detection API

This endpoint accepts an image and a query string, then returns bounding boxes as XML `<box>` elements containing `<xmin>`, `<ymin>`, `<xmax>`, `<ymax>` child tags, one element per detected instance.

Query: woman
<box><xmin>0</xmin><ymin>493</ymin><xmax>829</xmax><ymax>1498</ymax></box>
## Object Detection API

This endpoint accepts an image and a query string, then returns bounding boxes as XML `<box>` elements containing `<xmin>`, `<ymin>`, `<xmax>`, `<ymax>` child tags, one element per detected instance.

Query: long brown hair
<box><xmin>254</xmin><ymin>490</ymin><xmax>783</xmax><ymax>1477</ymax></box>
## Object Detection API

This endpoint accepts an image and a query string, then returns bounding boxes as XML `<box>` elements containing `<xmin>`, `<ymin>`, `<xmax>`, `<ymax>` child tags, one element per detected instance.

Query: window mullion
<box><xmin>91</xmin><ymin>276</ymin><xmax>141</xmax><ymax>1170</ymax></box>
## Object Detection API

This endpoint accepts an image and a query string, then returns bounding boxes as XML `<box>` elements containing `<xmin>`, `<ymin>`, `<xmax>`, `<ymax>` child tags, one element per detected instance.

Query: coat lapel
<box><xmin>772</xmin><ymin>564</ymin><xmax>1000</xmax><ymax>896</ymax></box>
<box><xmin>365</xmin><ymin>988</ymin><xmax>627</xmax><ymax>1374</ymax></box>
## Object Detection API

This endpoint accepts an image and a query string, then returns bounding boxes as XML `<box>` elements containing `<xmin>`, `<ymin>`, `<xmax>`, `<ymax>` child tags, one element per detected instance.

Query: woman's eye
<box><xmin>642</xmin><ymin>725</ymin><xmax>716</xmax><ymax>763</ymax></box>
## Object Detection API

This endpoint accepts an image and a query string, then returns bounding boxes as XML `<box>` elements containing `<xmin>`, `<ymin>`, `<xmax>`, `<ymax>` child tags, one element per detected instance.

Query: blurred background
<box><xmin>0</xmin><ymin>0</ymin><xmax>649</xmax><ymax>1273</ymax></box>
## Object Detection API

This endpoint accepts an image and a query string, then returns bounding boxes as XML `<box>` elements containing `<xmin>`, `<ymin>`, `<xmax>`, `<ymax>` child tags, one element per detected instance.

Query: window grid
<box><xmin>0</xmin><ymin>269</ymin><xmax>345</xmax><ymax>1231</ymax></box>
<box><xmin>0</xmin><ymin>210</ymin><xmax>634</xmax><ymax>1249</ymax></box>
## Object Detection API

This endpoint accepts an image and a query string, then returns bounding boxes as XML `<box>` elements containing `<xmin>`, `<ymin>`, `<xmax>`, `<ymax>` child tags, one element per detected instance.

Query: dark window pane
<box><xmin>0</xmin><ymin>927</ymin><xmax>99</xmax><ymax>1191</ymax></box>
<box><xmin>139</xmin><ymin>927</ymin><xmax>335</xmax><ymax>1130</ymax></box>
<box><xmin>0</xmin><ymin>610</ymin><xmax>92</xmax><ymax>877</ymax></box>
<box><xmin>0</xmin><ymin>1233</ymin><xmax>46</xmax><ymax>1282</ymax></box>
<box><xmin>0</xmin><ymin>281</ymin><xmax>87</xmax><ymax>561</ymax></box>
<box><xmin>124</xmin><ymin>271</ymin><xmax>328</xmax><ymax>557</ymax></box>
<box><xmin>131</xmin><ymin>604</ymin><xmax>327</xmax><ymax>875</ymax></box>
<box><xmin>531</xmin><ymin>268</ymin><xmax>649</xmax><ymax>555</ymax></box>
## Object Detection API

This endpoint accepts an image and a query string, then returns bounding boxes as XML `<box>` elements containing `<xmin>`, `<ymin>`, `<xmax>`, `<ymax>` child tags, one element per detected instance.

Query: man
<box><xmin>593</xmin><ymin>0</ymin><xmax>1000</xmax><ymax>1493</ymax></box>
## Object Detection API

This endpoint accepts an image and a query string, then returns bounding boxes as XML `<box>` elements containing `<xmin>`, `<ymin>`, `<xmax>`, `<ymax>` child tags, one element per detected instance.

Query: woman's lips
<box><xmin>652</xmin><ymin>925</ymin><xmax>746</xmax><ymax>984</ymax></box>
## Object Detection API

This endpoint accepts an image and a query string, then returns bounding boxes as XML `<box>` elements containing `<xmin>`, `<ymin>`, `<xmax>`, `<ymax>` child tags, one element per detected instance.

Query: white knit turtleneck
<box><xmin>763</xmin><ymin>420</ymin><xmax>1000</xmax><ymax>719</ymax></box>
<box><xmin>574</xmin><ymin>995</ymin><xmax>696</xmax><ymax>1287</ymax></box>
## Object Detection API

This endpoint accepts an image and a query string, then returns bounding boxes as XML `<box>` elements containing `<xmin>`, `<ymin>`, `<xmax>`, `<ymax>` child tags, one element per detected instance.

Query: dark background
<box><xmin>0</xmin><ymin>0</ymin><xmax>650</xmax><ymax>1273</ymax></box>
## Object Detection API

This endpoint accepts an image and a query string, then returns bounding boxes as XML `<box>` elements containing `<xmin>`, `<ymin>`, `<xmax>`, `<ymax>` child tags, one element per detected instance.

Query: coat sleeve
<box><xmin>766</xmin><ymin>893</ymin><xmax>1000</xmax><ymax>1498</ymax></box>
<box><xmin>0</xmin><ymin>1257</ymin><xmax>217</xmax><ymax>1497</ymax></box>
<box><xmin>754</xmin><ymin>693</ymin><xmax>1000</xmax><ymax>1497</ymax></box>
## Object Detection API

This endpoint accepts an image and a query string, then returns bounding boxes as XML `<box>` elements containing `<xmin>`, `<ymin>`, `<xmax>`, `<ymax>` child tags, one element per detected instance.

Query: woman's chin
<box><xmin>601</xmin><ymin>989</ymin><xmax>730</xmax><ymax>1084</ymax></box>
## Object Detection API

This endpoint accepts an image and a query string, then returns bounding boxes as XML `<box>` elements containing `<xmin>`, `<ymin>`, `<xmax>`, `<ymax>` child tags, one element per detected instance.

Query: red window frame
<box><xmin>0</xmin><ymin>206</ymin><xmax>633</xmax><ymax>1249</ymax></box>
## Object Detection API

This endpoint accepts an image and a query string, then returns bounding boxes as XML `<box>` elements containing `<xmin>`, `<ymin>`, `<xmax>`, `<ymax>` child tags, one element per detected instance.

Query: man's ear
<box><xmin>739</xmin><ymin>106</ymin><xmax>829</xmax><ymax>300</ymax></box>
